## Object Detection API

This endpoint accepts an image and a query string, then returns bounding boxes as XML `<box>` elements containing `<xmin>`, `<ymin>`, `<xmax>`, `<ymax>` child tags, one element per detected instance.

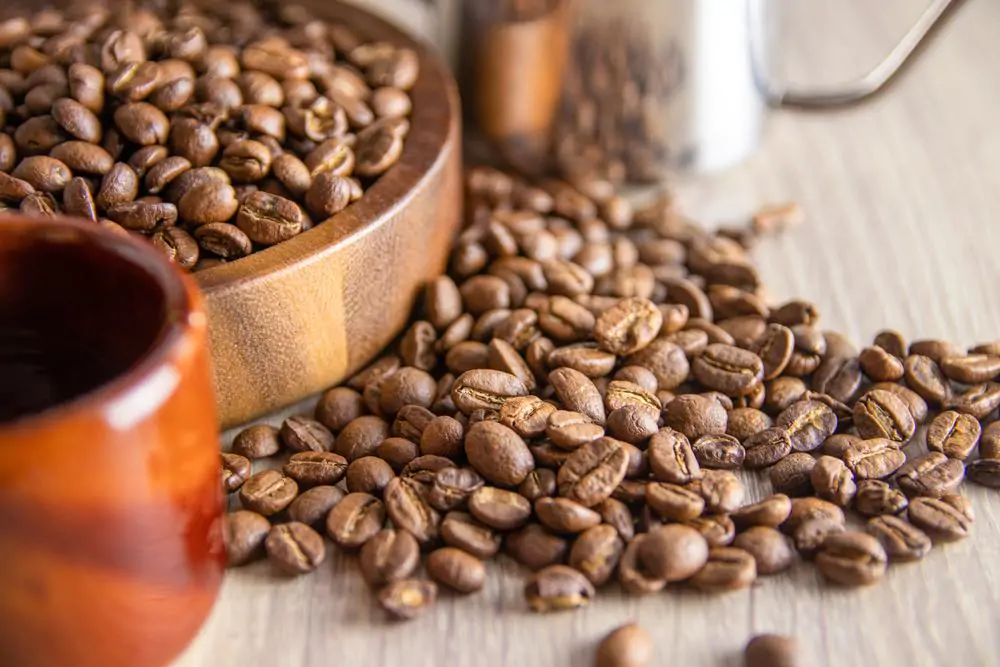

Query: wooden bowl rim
<box><xmin>194</xmin><ymin>1</ymin><xmax>459</xmax><ymax>297</ymax></box>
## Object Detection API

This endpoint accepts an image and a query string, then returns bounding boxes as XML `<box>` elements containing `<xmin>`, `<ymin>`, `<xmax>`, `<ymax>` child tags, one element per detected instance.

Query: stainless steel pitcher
<box><xmin>462</xmin><ymin>0</ymin><xmax>966</xmax><ymax>181</ymax></box>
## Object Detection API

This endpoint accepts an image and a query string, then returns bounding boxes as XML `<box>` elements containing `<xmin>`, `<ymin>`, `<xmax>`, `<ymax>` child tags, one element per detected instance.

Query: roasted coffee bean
<box><xmin>151</xmin><ymin>226</ymin><xmax>200</xmax><ymax>268</ymax></box>
<box><xmin>425</xmin><ymin>547</ymin><xmax>486</xmax><ymax>594</ymax></box>
<box><xmin>418</xmin><ymin>415</ymin><xmax>464</xmax><ymax>458</ymax></box>
<box><xmin>469</xmin><ymin>486</ymin><xmax>532</xmax><ymax>530</ymax></box>
<box><xmin>870</xmin><ymin>382</ymin><xmax>929</xmax><ymax>425</ymax></box>
<box><xmin>683</xmin><ymin>514</ymin><xmax>735</xmax><ymax>548</ymax></box>
<box><xmin>776</xmin><ymin>400</ymin><xmax>837</xmax><ymax>452</ymax></box>
<box><xmin>569</xmin><ymin>524</ymin><xmax>624</xmax><ymax>586</ymax></box>
<box><xmin>810</xmin><ymin>455</ymin><xmax>857</xmax><ymax>507</ymax></box>
<box><xmin>546</xmin><ymin>410</ymin><xmax>604</xmax><ymax>450</ymax></box>
<box><xmin>968</xmin><ymin>455</ymin><xmax>1000</xmax><ymax>487</ymax></box>
<box><xmin>815</xmin><ymin>531</ymin><xmax>887</xmax><ymax>586</ymax></box>
<box><xmin>733</xmin><ymin>526</ymin><xmax>795</xmax><ymax>574</ymax></box>
<box><xmin>793</xmin><ymin>518</ymin><xmax>845</xmax><ymax>560</ymax></box>
<box><xmin>504</xmin><ymin>523</ymin><xmax>569</xmax><ymax>569</ymax></box>
<box><xmin>688</xmin><ymin>546</ymin><xmax>757</xmax><ymax>592</ymax></box>
<box><xmin>221</xmin><ymin>452</ymin><xmax>251</xmax><ymax>493</ymax></box>
<box><xmin>821</xmin><ymin>433</ymin><xmax>861</xmax><ymax>459</ymax></box>
<box><xmin>662</xmin><ymin>394</ymin><xmax>728</xmax><ymax>441</ymax></box>
<box><xmin>691</xmin><ymin>344</ymin><xmax>764</xmax><ymax>396</ymax></box>
<box><xmin>548</xmin><ymin>343</ymin><xmax>617</xmax><ymax>378</ymax></box>
<box><xmin>517</xmin><ymin>469</ymin><xmax>557</xmax><ymax>502</ymax></box>
<box><xmin>358</xmin><ymin>528</ymin><xmax>420</xmax><ymax>587</ymax></box>
<box><xmin>225</xmin><ymin>510</ymin><xmax>271</xmax><ymax>567</ymax></box>
<box><xmin>909</xmin><ymin>494</ymin><xmax>974</xmax><ymax>543</ymax></box>
<box><xmin>107</xmin><ymin>200</ymin><xmax>178</xmax><ymax>231</ymax></box>
<box><xmin>446</xmin><ymin>341</ymin><xmax>491</xmax><ymax>375</ymax></box>
<box><xmin>648</xmin><ymin>428</ymin><xmax>701</xmax><ymax>484</ymax></box>
<box><xmin>646</xmin><ymin>482</ymin><xmax>704</xmax><ymax>521</ymax></box>
<box><xmin>812</xmin><ymin>355</ymin><xmax>862</xmax><ymax>404</ymax></box>
<box><xmin>769</xmin><ymin>452</ymin><xmax>816</xmax><ymax>496</ymax></box>
<box><xmin>496</xmin><ymin>396</ymin><xmax>553</xmax><ymax>440</ymax></box>
<box><xmin>624</xmin><ymin>339</ymin><xmax>689</xmax><ymax>390</ymax></box>
<box><xmin>604</xmin><ymin>381</ymin><xmax>660</xmax><ymax>414</ymax></box>
<box><xmin>12</xmin><ymin>156</ymin><xmax>71</xmax><ymax>192</ymax></box>
<box><xmin>843</xmin><ymin>439</ymin><xmax>906</xmax><ymax>480</ymax></box>
<box><xmin>753</xmin><ymin>323</ymin><xmax>794</xmax><ymax>380</ymax></box>
<box><xmin>266</xmin><ymin>522</ymin><xmax>325</xmax><ymax>575</ymax></box>
<box><xmin>981</xmin><ymin>421</ymin><xmax>1000</xmax><ymax>459</ymax></box>
<box><xmin>926</xmin><ymin>410</ymin><xmax>981</xmax><ymax>461</ymax></box>
<box><xmin>97</xmin><ymin>162</ymin><xmax>139</xmax><ymax>209</ymax></box>
<box><xmin>867</xmin><ymin>515</ymin><xmax>931</xmax><ymax>562</ymax></box>
<box><xmin>691</xmin><ymin>434</ymin><xmax>745</xmax><ymax>469</ymax></box>
<box><xmin>732</xmin><ymin>494</ymin><xmax>792</xmax><ymax>529</ymax></box>
<box><xmin>314</xmin><ymin>387</ymin><xmax>365</xmax><ymax>432</ymax></box>
<box><xmin>284</xmin><ymin>451</ymin><xmax>348</xmax><ymax>487</ymax></box>
<box><xmin>399</xmin><ymin>321</ymin><xmax>437</xmax><ymax>372</ymax></box>
<box><xmin>464</xmin><ymin>420</ymin><xmax>534</xmax><ymax>487</ymax></box>
<box><xmin>378</xmin><ymin>579</ymin><xmax>437</xmax><ymax>620</ymax></box>
<box><xmin>280</xmin><ymin>415</ymin><xmax>334</xmax><ymax>452</ymax></box>
<box><xmin>726</xmin><ymin>407</ymin><xmax>773</xmax><ymax>443</ymax></box>
<box><xmin>535</xmin><ymin>497</ymin><xmax>602</xmax><ymax>534</ymax></box>
<box><xmin>451</xmin><ymin>369</ymin><xmax>528</xmax><ymax>414</ymax></box>
<box><xmin>853</xmin><ymin>480</ymin><xmax>909</xmax><ymax>517</ymax></box>
<box><xmin>784</xmin><ymin>497</ymin><xmax>845</xmax><ymax>535</ymax></box>
<box><xmin>427</xmin><ymin>466</ymin><xmax>483</xmax><ymax>512</ymax></box>
<box><xmin>549</xmin><ymin>367</ymin><xmax>606</xmax><ymax>425</ymax></box>
<box><xmin>606</xmin><ymin>405</ymin><xmax>659</xmax><ymax>445</ymax></box>
<box><xmin>595</xmin><ymin>623</ymin><xmax>653</xmax><ymax>667</ymax></box>
<box><xmin>592</xmin><ymin>296</ymin><xmax>662</xmax><ymax>355</ymax></box>
<box><xmin>904</xmin><ymin>354</ymin><xmax>951</xmax><ymax>405</ymax></box>
<box><xmin>239</xmin><ymin>469</ymin><xmax>298</xmax><ymax>516</ymax></box>
<box><xmin>383</xmin><ymin>476</ymin><xmax>440</xmax><ymax>545</ymax></box>
<box><xmin>391</xmin><ymin>405</ymin><xmax>435</xmax><ymax>444</ymax></box>
<box><xmin>859</xmin><ymin>345</ymin><xmax>905</xmax><ymax>382</ymax></box>
<box><xmin>618</xmin><ymin>533</ymin><xmax>667</xmax><ymax>595</ymax></box>
<box><xmin>744</xmin><ymin>634</ymin><xmax>800</xmax><ymax>667</ymax></box>
<box><xmin>236</xmin><ymin>190</ymin><xmax>303</xmax><ymax>244</ymax></box>
<box><xmin>287</xmin><ymin>485</ymin><xmax>345</xmax><ymax>528</ymax></box>
<box><xmin>346</xmin><ymin>456</ymin><xmax>396</xmax><ymax>496</ymax></box>
<box><xmin>337</xmin><ymin>415</ymin><xmax>390</xmax><ymax>461</ymax></box>
<box><xmin>908</xmin><ymin>339</ymin><xmax>964</xmax><ymax>363</ymax></box>
<box><xmin>325</xmin><ymin>492</ymin><xmax>385</xmax><ymax>549</ymax></box>
<box><xmin>524</xmin><ymin>565</ymin><xmax>595</xmax><ymax>613</ymax></box>
<box><xmin>378</xmin><ymin>368</ymin><xmax>437</xmax><ymax>415</ymax></box>
<box><xmin>853</xmin><ymin>389</ymin><xmax>915</xmax><ymax>443</ymax></box>
<box><xmin>440</xmin><ymin>512</ymin><xmax>501</xmax><ymax>558</ymax></box>
<box><xmin>743</xmin><ymin>428</ymin><xmax>792</xmax><ymax>469</ymax></box>
<box><xmin>896</xmin><ymin>452</ymin><xmax>965</xmax><ymax>498</ymax></box>
<box><xmin>232</xmin><ymin>423</ymin><xmax>281</xmax><ymax>460</ymax></box>
<box><xmin>765</xmin><ymin>376</ymin><xmax>808</xmax><ymax>413</ymax></box>
<box><xmin>557</xmin><ymin>437</ymin><xmax>629</xmax><ymax>507</ymax></box>
<box><xmin>686</xmin><ymin>469</ymin><xmax>744</xmax><ymax>514</ymax></box>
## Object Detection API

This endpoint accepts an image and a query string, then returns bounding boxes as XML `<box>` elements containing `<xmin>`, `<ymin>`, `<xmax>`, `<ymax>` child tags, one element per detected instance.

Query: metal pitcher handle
<box><xmin>756</xmin><ymin>0</ymin><xmax>967</xmax><ymax>109</ymax></box>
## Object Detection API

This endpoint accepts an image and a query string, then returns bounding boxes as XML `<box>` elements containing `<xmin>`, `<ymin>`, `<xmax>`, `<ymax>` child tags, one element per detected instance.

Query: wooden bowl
<box><xmin>195</xmin><ymin>2</ymin><xmax>462</xmax><ymax>428</ymax></box>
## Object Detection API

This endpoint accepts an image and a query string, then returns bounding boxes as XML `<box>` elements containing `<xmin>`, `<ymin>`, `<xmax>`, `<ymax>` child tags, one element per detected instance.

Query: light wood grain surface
<box><xmin>177</xmin><ymin>1</ymin><xmax>1000</xmax><ymax>665</ymax></box>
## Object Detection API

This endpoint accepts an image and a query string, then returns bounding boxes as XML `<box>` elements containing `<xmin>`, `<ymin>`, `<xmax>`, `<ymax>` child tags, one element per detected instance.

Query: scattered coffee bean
<box><xmin>866</xmin><ymin>515</ymin><xmax>932</xmax><ymax>562</ymax></box>
<box><xmin>733</xmin><ymin>526</ymin><xmax>795</xmax><ymax>574</ymax></box>
<box><xmin>221</xmin><ymin>452</ymin><xmax>251</xmax><ymax>493</ymax></box>
<box><xmin>239</xmin><ymin>469</ymin><xmax>297</xmax><ymax>516</ymax></box>
<box><xmin>744</xmin><ymin>634</ymin><xmax>800</xmax><ymax>667</ymax></box>
<box><xmin>524</xmin><ymin>565</ymin><xmax>595</xmax><ymax>613</ymax></box>
<box><xmin>266</xmin><ymin>522</ymin><xmax>326</xmax><ymax>576</ymax></box>
<box><xmin>815</xmin><ymin>531</ymin><xmax>887</xmax><ymax>586</ymax></box>
<box><xmin>732</xmin><ymin>494</ymin><xmax>792</xmax><ymax>529</ymax></box>
<box><xmin>326</xmin><ymin>492</ymin><xmax>385</xmax><ymax>550</ymax></box>
<box><xmin>853</xmin><ymin>480</ymin><xmax>909</xmax><ymax>517</ymax></box>
<box><xmin>908</xmin><ymin>495</ymin><xmax>973</xmax><ymax>542</ymax></box>
<box><xmin>225</xmin><ymin>510</ymin><xmax>270</xmax><ymax>567</ymax></box>
<box><xmin>287</xmin><ymin>485</ymin><xmax>345</xmax><ymax>528</ymax></box>
<box><xmin>379</xmin><ymin>579</ymin><xmax>437</xmax><ymax>620</ymax></box>
<box><xmin>595</xmin><ymin>623</ymin><xmax>653</xmax><ymax>667</ymax></box>
<box><xmin>638</xmin><ymin>524</ymin><xmax>709</xmax><ymax>582</ymax></box>
<box><xmin>426</xmin><ymin>547</ymin><xmax>486</xmax><ymax>594</ymax></box>
<box><xmin>926</xmin><ymin>410</ymin><xmax>981</xmax><ymax>460</ymax></box>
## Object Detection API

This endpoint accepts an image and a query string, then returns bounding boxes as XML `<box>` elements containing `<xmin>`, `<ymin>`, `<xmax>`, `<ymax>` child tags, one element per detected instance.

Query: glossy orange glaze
<box><xmin>0</xmin><ymin>217</ymin><xmax>224</xmax><ymax>667</ymax></box>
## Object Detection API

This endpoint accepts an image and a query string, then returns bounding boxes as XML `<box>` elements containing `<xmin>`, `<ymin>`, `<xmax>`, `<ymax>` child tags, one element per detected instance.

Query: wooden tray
<box><xmin>195</xmin><ymin>2</ymin><xmax>462</xmax><ymax>428</ymax></box>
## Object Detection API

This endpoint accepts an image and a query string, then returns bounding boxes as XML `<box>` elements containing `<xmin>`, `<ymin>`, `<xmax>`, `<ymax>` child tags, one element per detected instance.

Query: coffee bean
<box><xmin>546</xmin><ymin>410</ymin><xmax>604</xmax><ymax>450</ymax></box>
<box><xmin>236</xmin><ymin>190</ymin><xmax>303</xmax><ymax>244</ymax></box>
<box><xmin>378</xmin><ymin>579</ymin><xmax>437</xmax><ymax>620</ymax></box>
<box><xmin>337</xmin><ymin>415</ymin><xmax>390</xmax><ymax>461</ymax></box>
<box><xmin>15</xmin><ymin>116</ymin><xmax>67</xmax><ymax>155</ymax></box>
<box><xmin>810</xmin><ymin>455</ymin><xmax>857</xmax><ymax>507</ymax></box>
<box><xmin>232</xmin><ymin>423</ymin><xmax>281</xmax><ymax>460</ymax></box>
<box><xmin>495</xmin><ymin>396</ymin><xmax>553</xmax><ymax>440</ymax></box>
<box><xmin>346</xmin><ymin>456</ymin><xmax>396</xmax><ymax>496</ymax></box>
<box><xmin>239</xmin><ymin>469</ymin><xmax>298</xmax><ymax>516</ymax></box>
<box><xmin>224</xmin><ymin>510</ymin><xmax>271</xmax><ymax>567</ymax></box>
<box><xmin>402</xmin><ymin>455</ymin><xmax>457</xmax><ymax>484</ymax></box>
<box><xmin>688</xmin><ymin>546</ymin><xmax>757</xmax><ymax>592</ymax></box>
<box><xmin>793</xmin><ymin>518</ymin><xmax>845</xmax><ymax>560</ymax></box>
<box><xmin>811</xmin><ymin>355</ymin><xmax>862</xmax><ymax>405</ymax></box>
<box><xmin>423</xmin><ymin>547</ymin><xmax>486</xmax><ymax>595</ymax></box>
<box><xmin>769</xmin><ymin>453</ymin><xmax>816</xmax><ymax>496</ymax></box>
<box><xmin>638</xmin><ymin>524</ymin><xmax>708</xmax><ymax>582</ymax></box>
<box><xmin>557</xmin><ymin>437</ymin><xmax>629</xmax><ymax>507</ymax></box>
<box><xmin>784</xmin><ymin>497</ymin><xmax>845</xmax><ymax>534</ymax></box>
<box><xmin>859</xmin><ymin>345</ymin><xmax>905</xmax><ymax>382</ymax></box>
<box><xmin>895</xmin><ymin>452</ymin><xmax>965</xmax><ymax>498</ymax></box>
<box><xmin>870</xmin><ymin>382</ymin><xmax>929</xmax><ymax>425</ymax></box>
<box><xmin>866</xmin><ymin>515</ymin><xmax>931</xmax><ymax>562</ymax></box>
<box><xmin>107</xmin><ymin>200</ymin><xmax>178</xmax><ymax>231</ymax></box>
<box><xmin>732</xmin><ymin>493</ymin><xmax>792</xmax><ymax>529</ymax></box>
<box><xmin>821</xmin><ymin>433</ymin><xmax>860</xmax><ymax>459</ymax></box>
<box><xmin>904</xmin><ymin>354</ymin><xmax>952</xmax><ymax>405</ymax></box>
<box><xmin>853</xmin><ymin>480</ymin><xmax>909</xmax><ymax>517</ymax></box>
<box><xmin>743</xmin><ymin>428</ymin><xmax>792</xmax><ymax>469</ymax></box>
<box><xmin>620</xmin><ymin>340</ymin><xmax>688</xmax><ymax>391</ymax></box>
<box><xmin>592</xmin><ymin>297</ymin><xmax>662</xmax><ymax>355</ymax></box>
<box><xmin>618</xmin><ymin>534</ymin><xmax>666</xmax><ymax>595</ymax></box>
<box><xmin>776</xmin><ymin>400</ymin><xmax>837</xmax><ymax>452</ymax></box>
<box><xmin>469</xmin><ymin>486</ymin><xmax>531</xmax><ymax>530</ymax></box>
<box><xmin>220</xmin><ymin>452</ymin><xmax>251</xmax><ymax>495</ymax></box>
<box><xmin>733</xmin><ymin>526</ymin><xmax>795</xmax><ymax>574</ymax></box>
<box><xmin>752</xmin><ymin>323</ymin><xmax>794</xmax><ymax>380</ymax></box>
<box><xmin>691</xmin><ymin>434</ymin><xmax>745</xmax><ymax>469</ymax></box>
<box><xmin>843</xmin><ymin>439</ymin><xmax>906</xmax><ymax>480</ymax></box>
<box><xmin>516</xmin><ymin>469</ymin><xmax>556</xmax><ymax>502</ymax></box>
<box><xmin>647</xmin><ymin>428</ymin><xmax>701</xmax><ymax>484</ymax></box>
<box><xmin>604</xmin><ymin>381</ymin><xmax>661</xmax><ymax>414</ymax></box>
<box><xmin>568</xmin><ymin>524</ymin><xmax>624</xmax><ymax>586</ymax></box>
<box><xmin>548</xmin><ymin>343</ymin><xmax>617</xmax><ymax>378</ymax></box>
<box><xmin>815</xmin><ymin>531</ymin><xmax>887</xmax><ymax>586</ymax></box>
<box><xmin>383</xmin><ymin>476</ymin><xmax>440</xmax><ymax>545</ymax></box>
<box><xmin>595</xmin><ymin>623</ymin><xmax>652</xmax><ymax>667</ymax></box>
<box><xmin>549</xmin><ymin>367</ymin><xmax>606</xmax><ymax>425</ymax></box>
<box><xmin>284</xmin><ymin>451</ymin><xmax>348</xmax><ymax>487</ymax></box>
<box><xmin>11</xmin><ymin>155</ymin><xmax>71</xmax><ymax>192</ymax></box>
<box><xmin>463</xmin><ymin>420</ymin><xmax>534</xmax><ymax>486</ymax></box>
<box><xmin>287</xmin><ymin>485</ymin><xmax>345</xmax><ymax>528</ymax></box>
<box><xmin>853</xmin><ymin>389</ymin><xmax>915</xmax><ymax>443</ymax></box>
<box><xmin>725</xmin><ymin>407</ymin><xmax>772</xmax><ymax>443</ymax></box>
<box><xmin>325</xmin><ymin>492</ymin><xmax>385</xmax><ymax>549</ymax></box>
<box><xmin>391</xmin><ymin>405</ymin><xmax>435</xmax><ymax>444</ymax></box>
<box><xmin>504</xmin><ymin>523</ymin><xmax>568</xmax><ymax>569</ymax></box>
<box><xmin>149</xmin><ymin>226</ymin><xmax>199</xmax><ymax>268</ymax></box>
<box><xmin>524</xmin><ymin>565</ymin><xmax>595</xmax><ymax>613</ymax></box>
<box><xmin>686</xmin><ymin>469</ymin><xmax>744</xmax><ymax>513</ymax></box>
<box><xmin>765</xmin><ymin>377</ymin><xmax>807</xmax><ymax>413</ymax></box>
<box><xmin>691</xmin><ymin>344</ymin><xmax>764</xmax><ymax>396</ymax></box>
<box><xmin>744</xmin><ymin>634</ymin><xmax>800</xmax><ymax>667</ymax></box>
<box><xmin>428</xmin><ymin>466</ymin><xmax>484</xmax><ymax>511</ymax></box>
<box><xmin>440</xmin><ymin>511</ymin><xmax>501</xmax><ymax>558</ymax></box>
<box><xmin>646</xmin><ymin>482</ymin><xmax>704</xmax><ymax>521</ymax></box>
<box><xmin>968</xmin><ymin>456</ymin><xmax>1000</xmax><ymax>487</ymax></box>
<box><xmin>531</xmin><ymin>497</ymin><xmax>599</xmax><ymax>534</ymax></box>
<box><xmin>357</xmin><ymin>528</ymin><xmax>420</xmax><ymax>587</ymax></box>
<box><xmin>926</xmin><ymin>410</ymin><xmax>981</xmax><ymax>460</ymax></box>
<box><xmin>280</xmin><ymin>415</ymin><xmax>334</xmax><ymax>453</ymax></box>
<box><xmin>451</xmin><ymin>369</ymin><xmax>528</xmax><ymax>414</ymax></box>
<box><xmin>662</xmin><ymin>394</ymin><xmax>727</xmax><ymax>441</ymax></box>
<box><xmin>944</xmin><ymin>382</ymin><xmax>1000</xmax><ymax>419</ymax></box>
<box><xmin>266</xmin><ymin>522</ymin><xmax>325</xmax><ymax>575</ymax></box>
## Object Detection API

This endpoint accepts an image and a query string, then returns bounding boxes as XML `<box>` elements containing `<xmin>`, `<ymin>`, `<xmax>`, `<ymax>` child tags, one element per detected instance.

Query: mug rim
<box><xmin>0</xmin><ymin>214</ymin><xmax>197</xmax><ymax>433</ymax></box>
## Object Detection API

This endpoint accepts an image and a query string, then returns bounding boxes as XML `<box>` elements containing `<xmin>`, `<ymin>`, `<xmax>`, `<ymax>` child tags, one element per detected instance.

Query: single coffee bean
<box><xmin>497</xmin><ymin>396</ymin><xmax>555</xmax><ymax>439</ymax></box>
<box><xmin>283</xmin><ymin>451</ymin><xmax>349</xmax><ymax>487</ymax></box>
<box><xmin>776</xmin><ymin>400</ymin><xmax>837</xmax><ymax>452</ymax></box>
<box><xmin>606</xmin><ymin>405</ymin><xmax>659</xmax><ymax>445</ymax></box>
<box><xmin>926</xmin><ymin>410</ymin><xmax>982</xmax><ymax>460</ymax></box>
<box><xmin>239</xmin><ymin>469</ymin><xmax>298</xmax><ymax>516</ymax></box>
<box><xmin>944</xmin><ymin>382</ymin><xmax>1000</xmax><ymax>419</ymax></box>
<box><xmin>595</xmin><ymin>623</ymin><xmax>653</xmax><ymax>667</ymax></box>
<box><xmin>691</xmin><ymin>343</ymin><xmax>764</xmax><ymax>396</ymax></box>
<box><xmin>358</xmin><ymin>528</ymin><xmax>420</xmax><ymax>587</ymax></box>
<box><xmin>909</xmin><ymin>494</ymin><xmax>975</xmax><ymax>543</ymax></box>
<box><xmin>337</xmin><ymin>415</ymin><xmax>390</xmax><ymax>461</ymax></box>
<box><xmin>726</xmin><ymin>407</ymin><xmax>773</xmax><ymax>443</ymax></box>
<box><xmin>732</xmin><ymin>494</ymin><xmax>792</xmax><ymax>529</ymax></box>
<box><xmin>280</xmin><ymin>415</ymin><xmax>334</xmax><ymax>453</ymax></box>
<box><xmin>440</xmin><ymin>511</ymin><xmax>501</xmax><ymax>559</ymax></box>
<box><xmin>908</xmin><ymin>339</ymin><xmax>965</xmax><ymax>363</ymax></box>
<box><xmin>967</xmin><ymin>457</ymin><xmax>1000</xmax><ymax>487</ymax></box>
<box><xmin>451</xmin><ymin>369</ymin><xmax>528</xmax><ymax>414</ymax></box>
<box><xmin>810</xmin><ymin>455</ymin><xmax>857</xmax><ymax>507</ymax></box>
<box><xmin>613</xmin><ymin>366</ymin><xmax>659</xmax><ymax>394</ymax></box>
<box><xmin>859</xmin><ymin>345</ymin><xmax>905</xmax><ymax>382</ymax></box>
<box><xmin>354</xmin><ymin>121</ymin><xmax>403</xmax><ymax>176</ymax></box>
<box><xmin>400</xmin><ymin>321</ymin><xmax>437</xmax><ymax>372</ymax></box>
<box><xmin>869</xmin><ymin>382</ymin><xmax>929</xmax><ymax>425</ymax></box>
<box><xmin>593</xmin><ymin>296</ymin><xmax>662</xmax><ymax>355</ymax></box>
<box><xmin>392</xmin><ymin>404</ymin><xmax>435</xmax><ymax>444</ymax></box>
<box><xmin>221</xmin><ymin>452</ymin><xmax>251</xmax><ymax>493</ymax></box>
<box><xmin>811</xmin><ymin>355</ymin><xmax>862</xmax><ymax>405</ymax></box>
<box><xmin>49</xmin><ymin>141</ymin><xmax>113</xmax><ymax>176</ymax></box>
<box><xmin>793</xmin><ymin>518</ymin><xmax>845</xmax><ymax>560</ymax></box>
<box><xmin>236</xmin><ymin>190</ymin><xmax>304</xmax><ymax>244</ymax></box>
<box><xmin>733</xmin><ymin>526</ymin><xmax>795</xmax><ymax>574</ymax></box>
<box><xmin>853</xmin><ymin>480</ymin><xmax>909</xmax><ymax>517</ymax></box>
<box><xmin>488</xmin><ymin>338</ymin><xmax>537</xmax><ymax>389</ymax></box>
<box><xmin>895</xmin><ymin>452</ymin><xmax>965</xmax><ymax>498</ymax></box>
<box><xmin>232</xmin><ymin>423</ymin><xmax>281</xmax><ymax>460</ymax></box>
<box><xmin>346</xmin><ymin>456</ymin><xmax>396</xmax><ymax>496</ymax></box>
<box><xmin>313</xmin><ymin>387</ymin><xmax>365</xmax><ymax>433</ymax></box>
<box><xmin>646</xmin><ymin>482</ymin><xmax>704</xmax><ymax>521</ymax></box>
<box><xmin>769</xmin><ymin>452</ymin><xmax>816</xmax><ymax>496</ymax></box>
<box><xmin>546</xmin><ymin>410</ymin><xmax>604</xmax><ymax>450</ymax></box>
<box><xmin>853</xmin><ymin>389</ymin><xmax>916</xmax><ymax>443</ymax></box>
<box><xmin>686</xmin><ymin>469</ymin><xmax>744</xmax><ymax>514</ymax></box>
<box><xmin>106</xmin><ymin>200</ymin><xmax>178</xmax><ymax>231</ymax></box>
<box><xmin>464</xmin><ymin>420</ymin><xmax>535</xmax><ymax>487</ymax></box>
<box><xmin>765</xmin><ymin>377</ymin><xmax>808</xmax><ymax>413</ymax></box>
<box><xmin>743</xmin><ymin>428</ymin><xmax>792</xmax><ymax>469</ymax></box>
<box><xmin>623</xmin><ymin>339</ymin><xmax>689</xmax><ymax>391</ymax></box>
<box><xmin>378</xmin><ymin>579</ymin><xmax>437</xmax><ymax>620</ymax></box>
<box><xmin>866</xmin><ymin>515</ymin><xmax>932</xmax><ymax>562</ymax></box>
<box><xmin>843</xmin><ymin>439</ymin><xmax>906</xmax><ymax>480</ymax></box>
<box><xmin>12</xmin><ymin>156</ymin><xmax>71</xmax><ymax>192</ymax></box>
<box><xmin>425</xmin><ymin>547</ymin><xmax>486</xmax><ymax>594</ymax></box>
<box><xmin>784</xmin><ymin>497</ymin><xmax>845</xmax><ymax>534</ymax></box>
<box><xmin>815</xmin><ymin>531</ymin><xmax>887</xmax><ymax>586</ymax></box>
<box><xmin>549</xmin><ymin>367</ymin><xmax>606</xmax><ymax>425</ymax></box>
<box><xmin>681</xmin><ymin>545</ymin><xmax>756</xmax><ymax>593</ymax></box>
<box><xmin>383</xmin><ymin>476</ymin><xmax>440</xmax><ymax>545</ymax></box>
<box><xmin>325</xmin><ymin>492</ymin><xmax>385</xmax><ymax>549</ymax></box>
<box><xmin>618</xmin><ymin>534</ymin><xmax>667</xmax><ymax>595</ymax></box>
<box><xmin>524</xmin><ymin>565</ymin><xmax>596</xmax><ymax>613</ymax></box>
<box><xmin>534</xmin><ymin>497</ymin><xmax>602</xmax><ymax>534</ymax></box>
<box><xmin>287</xmin><ymin>485</ymin><xmax>345</xmax><ymax>528</ymax></box>
<box><xmin>557</xmin><ymin>437</ymin><xmax>629</xmax><ymax>507</ymax></box>
<box><xmin>638</xmin><ymin>524</ymin><xmax>709</xmax><ymax>582</ymax></box>
<box><xmin>604</xmin><ymin>381</ymin><xmax>660</xmax><ymax>414</ymax></box>
<box><xmin>518</xmin><ymin>468</ymin><xmax>558</xmax><ymax>502</ymax></box>
<box><xmin>569</xmin><ymin>524</ymin><xmax>625</xmax><ymax>586</ymax></box>
<box><xmin>468</xmin><ymin>485</ymin><xmax>532</xmax><ymax>530</ymax></box>
<box><xmin>662</xmin><ymin>394</ymin><xmax>728</xmax><ymax>441</ymax></box>
<box><xmin>744</xmin><ymin>634</ymin><xmax>800</xmax><ymax>667</ymax></box>
<box><xmin>379</xmin><ymin>367</ymin><xmax>437</xmax><ymax>416</ymax></box>
<box><xmin>691</xmin><ymin>434</ymin><xmax>745</xmax><ymax>469</ymax></box>
<box><xmin>265</xmin><ymin>522</ymin><xmax>325</xmax><ymax>575</ymax></box>
<box><xmin>594</xmin><ymin>498</ymin><xmax>634</xmax><ymax>543</ymax></box>
<box><xmin>648</xmin><ymin>428</ymin><xmax>702</xmax><ymax>484</ymax></box>
<box><xmin>681</xmin><ymin>514</ymin><xmax>734</xmax><ymax>548</ymax></box>
<box><xmin>224</xmin><ymin>510</ymin><xmax>270</xmax><ymax>567</ymax></box>
<box><xmin>402</xmin><ymin>455</ymin><xmax>457</xmax><ymax>484</ymax></box>
<box><xmin>428</xmin><ymin>466</ymin><xmax>484</xmax><ymax>512</ymax></box>
<box><xmin>753</xmin><ymin>323</ymin><xmax>794</xmax><ymax>380</ymax></box>
<box><xmin>904</xmin><ymin>354</ymin><xmax>952</xmax><ymax>405</ymax></box>
<box><xmin>821</xmin><ymin>433</ymin><xmax>861</xmax><ymax>459</ymax></box>
<box><xmin>504</xmin><ymin>523</ymin><xmax>568</xmax><ymax>569</ymax></box>
<box><xmin>151</xmin><ymin>226</ymin><xmax>200</xmax><ymax>268</ymax></box>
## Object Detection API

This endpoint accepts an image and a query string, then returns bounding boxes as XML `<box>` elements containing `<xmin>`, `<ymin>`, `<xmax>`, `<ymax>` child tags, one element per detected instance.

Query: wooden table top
<box><xmin>177</xmin><ymin>1</ymin><xmax>1000</xmax><ymax>664</ymax></box>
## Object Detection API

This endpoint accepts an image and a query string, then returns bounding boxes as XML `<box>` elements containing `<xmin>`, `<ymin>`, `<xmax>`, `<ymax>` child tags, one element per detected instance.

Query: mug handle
<box><xmin>755</xmin><ymin>0</ymin><xmax>967</xmax><ymax>109</ymax></box>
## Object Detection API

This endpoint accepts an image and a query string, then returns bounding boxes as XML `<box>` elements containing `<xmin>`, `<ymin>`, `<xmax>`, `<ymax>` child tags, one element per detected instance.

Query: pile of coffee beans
<box><xmin>0</xmin><ymin>1</ymin><xmax>415</xmax><ymax>271</ymax></box>
<box><xmin>221</xmin><ymin>165</ymin><xmax>999</xmax><ymax>646</ymax></box>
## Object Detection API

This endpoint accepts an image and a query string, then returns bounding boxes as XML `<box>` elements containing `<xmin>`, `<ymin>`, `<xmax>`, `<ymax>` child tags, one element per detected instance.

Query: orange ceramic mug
<box><xmin>0</xmin><ymin>216</ymin><xmax>225</xmax><ymax>667</ymax></box>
